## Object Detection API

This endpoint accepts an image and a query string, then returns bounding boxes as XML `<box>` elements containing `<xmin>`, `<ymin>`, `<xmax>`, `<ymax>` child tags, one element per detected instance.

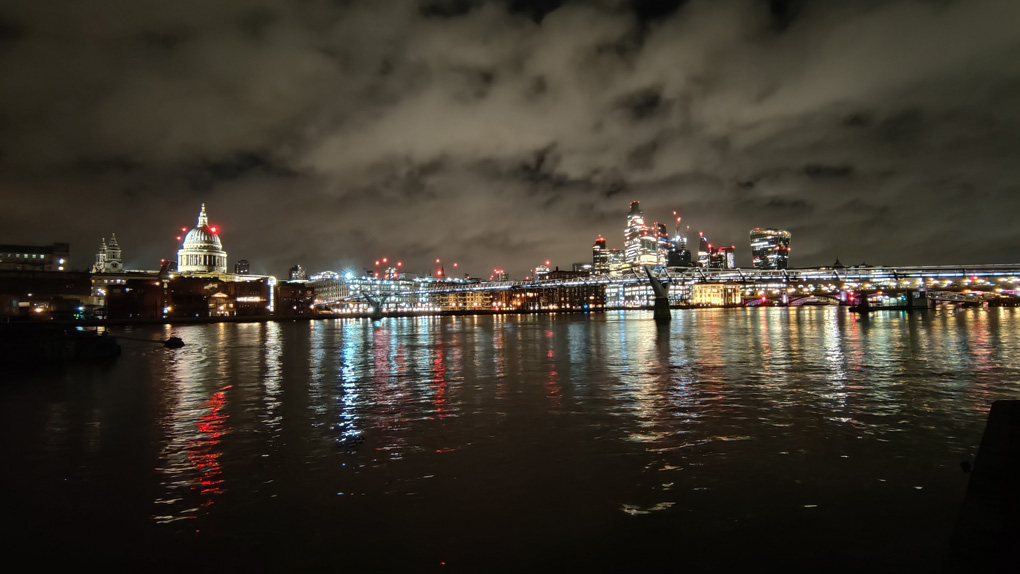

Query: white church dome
<box><xmin>177</xmin><ymin>203</ymin><xmax>228</xmax><ymax>274</ymax></box>
<box><xmin>182</xmin><ymin>226</ymin><xmax>223</xmax><ymax>252</ymax></box>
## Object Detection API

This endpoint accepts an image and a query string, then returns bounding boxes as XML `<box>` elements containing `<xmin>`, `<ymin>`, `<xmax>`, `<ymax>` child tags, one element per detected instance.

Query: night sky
<box><xmin>2</xmin><ymin>0</ymin><xmax>1019</xmax><ymax>277</ymax></box>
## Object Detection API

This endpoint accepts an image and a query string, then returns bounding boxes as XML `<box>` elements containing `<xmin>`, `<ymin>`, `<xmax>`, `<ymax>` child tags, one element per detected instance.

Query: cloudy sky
<box><xmin>2</xmin><ymin>0</ymin><xmax>1019</xmax><ymax>277</ymax></box>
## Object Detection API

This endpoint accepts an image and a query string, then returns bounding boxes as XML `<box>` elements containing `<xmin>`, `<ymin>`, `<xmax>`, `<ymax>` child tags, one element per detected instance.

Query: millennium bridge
<box><xmin>312</xmin><ymin>264</ymin><xmax>1020</xmax><ymax>314</ymax></box>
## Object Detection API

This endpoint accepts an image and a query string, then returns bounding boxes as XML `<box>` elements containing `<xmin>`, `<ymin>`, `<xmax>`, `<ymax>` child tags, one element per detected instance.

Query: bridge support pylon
<box><xmin>644</xmin><ymin>266</ymin><xmax>671</xmax><ymax>322</ymax></box>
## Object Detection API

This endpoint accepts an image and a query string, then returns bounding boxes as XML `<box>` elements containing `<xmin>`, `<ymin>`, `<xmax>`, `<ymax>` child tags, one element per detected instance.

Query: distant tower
<box><xmin>709</xmin><ymin>246</ymin><xmax>736</xmax><ymax>269</ymax></box>
<box><xmin>667</xmin><ymin>216</ymin><xmax>691</xmax><ymax>267</ymax></box>
<box><xmin>234</xmin><ymin>259</ymin><xmax>250</xmax><ymax>275</ymax></box>
<box><xmin>655</xmin><ymin>222</ymin><xmax>671</xmax><ymax>264</ymax></box>
<box><xmin>592</xmin><ymin>235</ymin><xmax>609</xmax><ymax>275</ymax></box>
<box><xmin>177</xmin><ymin>204</ymin><xmax>228</xmax><ymax>274</ymax></box>
<box><xmin>624</xmin><ymin>202</ymin><xmax>643</xmax><ymax>264</ymax></box>
<box><xmin>697</xmin><ymin>232</ymin><xmax>710</xmax><ymax>267</ymax></box>
<box><xmin>750</xmin><ymin>228</ymin><xmax>792</xmax><ymax>269</ymax></box>
<box><xmin>92</xmin><ymin>234</ymin><xmax>124</xmax><ymax>273</ymax></box>
<box><xmin>92</xmin><ymin>238</ymin><xmax>107</xmax><ymax>272</ymax></box>
<box><xmin>289</xmin><ymin>264</ymin><xmax>307</xmax><ymax>281</ymax></box>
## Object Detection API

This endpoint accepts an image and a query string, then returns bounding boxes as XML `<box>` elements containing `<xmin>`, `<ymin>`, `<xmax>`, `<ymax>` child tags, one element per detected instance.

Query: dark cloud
<box><xmin>2</xmin><ymin>0</ymin><xmax>1020</xmax><ymax>276</ymax></box>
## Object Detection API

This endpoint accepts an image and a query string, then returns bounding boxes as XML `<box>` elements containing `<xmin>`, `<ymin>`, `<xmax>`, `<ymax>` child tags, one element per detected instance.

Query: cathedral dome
<box><xmin>182</xmin><ymin>226</ymin><xmax>223</xmax><ymax>252</ymax></box>
<box><xmin>177</xmin><ymin>204</ymin><xmax>228</xmax><ymax>274</ymax></box>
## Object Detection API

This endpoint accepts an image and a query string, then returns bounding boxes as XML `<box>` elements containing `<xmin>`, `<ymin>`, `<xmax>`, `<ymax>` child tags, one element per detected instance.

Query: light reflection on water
<box><xmin>5</xmin><ymin>307</ymin><xmax>1020</xmax><ymax>569</ymax></box>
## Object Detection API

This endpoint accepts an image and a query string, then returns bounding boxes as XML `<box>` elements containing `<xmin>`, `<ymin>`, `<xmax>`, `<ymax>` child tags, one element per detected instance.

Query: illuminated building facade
<box><xmin>572</xmin><ymin>263</ymin><xmax>593</xmax><ymax>273</ymax></box>
<box><xmin>289</xmin><ymin>264</ymin><xmax>307</xmax><ymax>281</ymax></box>
<box><xmin>177</xmin><ymin>204</ymin><xmax>227</xmax><ymax>274</ymax></box>
<box><xmin>709</xmin><ymin>246</ymin><xmax>736</xmax><ymax>269</ymax></box>
<box><xmin>607</xmin><ymin>249</ymin><xmax>626</xmax><ymax>275</ymax></box>
<box><xmin>691</xmin><ymin>284</ymin><xmax>741</xmax><ymax>306</ymax></box>
<box><xmin>0</xmin><ymin>243</ymin><xmax>69</xmax><ymax>272</ymax></box>
<box><xmin>492</xmin><ymin>283</ymin><xmax>606</xmax><ymax>312</ymax></box>
<box><xmin>592</xmin><ymin>235</ymin><xmax>609</xmax><ymax>275</ymax></box>
<box><xmin>624</xmin><ymin>202</ymin><xmax>644</xmax><ymax>263</ymax></box>
<box><xmin>91</xmin><ymin>235</ymin><xmax>123</xmax><ymax>273</ymax></box>
<box><xmin>623</xmin><ymin>201</ymin><xmax>660</xmax><ymax>265</ymax></box>
<box><xmin>655</xmin><ymin>223</ymin><xmax>671</xmax><ymax>264</ymax></box>
<box><xmin>534</xmin><ymin>261</ymin><xmax>551</xmax><ymax>279</ymax></box>
<box><xmin>750</xmin><ymin>228</ymin><xmax>792</xmax><ymax>269</ymax></box>
<box><xmin>234</xmin><ymin>259</ymin><xmax>250</xmax><ymax>275</ymax></box>
<box><xmin>697</xmin><ymin>233</ymin><xmax>710</xmax><ymax>267</ymax></box>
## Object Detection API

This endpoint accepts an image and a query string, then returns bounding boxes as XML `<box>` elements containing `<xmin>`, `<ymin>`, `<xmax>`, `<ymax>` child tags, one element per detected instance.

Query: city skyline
<box><xmin>2</xmin><ymin>1</ymin><xmax>1019</xmax><ymax>276</ymax></box>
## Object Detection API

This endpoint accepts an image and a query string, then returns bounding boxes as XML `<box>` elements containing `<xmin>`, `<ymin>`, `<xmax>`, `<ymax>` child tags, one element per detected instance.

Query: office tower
<box><xmin>697</xmin><ymin>232</ymin><xmax>710</xmax><ymax>267</ymax></box>
<box><xmin>624</xmin><ymin>201</ymin><xmax>646</xmax><ymax>264</ymax></box>
<box><xmin>750</xmin><ymin>228</ymin><xmax>792</xmax><ymax>269</ymax></box>
<box><xmin>709</xmin><ymin>245</ymin><xmax>736</xmax><ymax>269</ymax></box>
<box><xmin>655</xmin><ymin>222</ymin><xmax>671</xmax><ymax>265</ymax></box>
<box><xmin>592</xmin><ymin>235</ymin><xmax>609</xmax><ymax>275</ymax></box>
<box><xmin>234</xmin><ymin>259</ymin><xmax>250</xmax><ymax>275</ymax></box>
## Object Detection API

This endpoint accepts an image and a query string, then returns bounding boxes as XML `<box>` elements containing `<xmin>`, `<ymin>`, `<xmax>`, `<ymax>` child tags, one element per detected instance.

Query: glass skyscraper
<box><xmin>750</xmin><ymin>228</ymin><xmax>792</xmax><ymax>269</ymax></box>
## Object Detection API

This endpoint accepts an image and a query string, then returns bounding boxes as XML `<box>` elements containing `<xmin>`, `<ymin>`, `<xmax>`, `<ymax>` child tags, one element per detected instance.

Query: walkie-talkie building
<box><xmin>750</xmin><ymin>228</ymin><xmax>792</xmax><ymax>269</ymax></box>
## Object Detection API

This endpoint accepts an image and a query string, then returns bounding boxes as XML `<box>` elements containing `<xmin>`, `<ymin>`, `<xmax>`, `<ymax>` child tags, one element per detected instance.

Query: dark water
<box><xmin>3</xmin><ymin>308</ymin><xmax>1018</xmax><ymax>571</ymax></box>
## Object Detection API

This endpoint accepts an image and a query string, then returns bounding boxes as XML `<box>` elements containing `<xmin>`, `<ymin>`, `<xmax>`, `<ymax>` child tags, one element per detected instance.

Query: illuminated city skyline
<box><xmin>2</xmin><ymin>2</ymin><xmax>1019</xmax><ymax>277</ymax></box>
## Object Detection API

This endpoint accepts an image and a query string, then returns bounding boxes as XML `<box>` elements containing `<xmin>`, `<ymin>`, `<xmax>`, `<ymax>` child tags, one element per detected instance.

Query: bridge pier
<box><xmin>644</xmin><ymin>267</ymin><xmax>671</xmax><ymax>322</ymax></box>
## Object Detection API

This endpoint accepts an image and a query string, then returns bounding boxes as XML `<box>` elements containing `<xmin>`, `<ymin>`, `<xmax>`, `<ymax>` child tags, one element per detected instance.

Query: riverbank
<box><xmin>1</xmin><ymin>301</ymin><xmax>948</xmax><ymax>328</ymax></box>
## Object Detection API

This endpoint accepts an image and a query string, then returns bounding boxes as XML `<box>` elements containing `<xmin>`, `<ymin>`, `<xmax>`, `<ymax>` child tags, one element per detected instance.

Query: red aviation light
<box><xmin>453</xmin><ymin>262</ymin><xmax>458</xmax><ymax>268</ymax></box>
<box><xmin>545</xmin><ymin>260</ymin><xmax>550</xmax><ymax>266</ymax></box>
<box><xmin>397</xmin><ymin>261</ymin><xmax>402</xmax><ymax>267</ymax></box>
<box><xmin>382</xmin><ymin>257</ymin><xmax>388</xmax><ymax>263</ymax></box>
<box><xmin>437</xmin><ymin>270</ymin><xmax>443</xmax><ymax>277</ymax></box>
<box><xmin>375</xmin><ymin>260</ymin><xmax>380</xmax><ymax>266</ymax></box>
<box><xmin>176</xmin><ymin>236</ymin><xmax>182</xmax><ymax>241</ymax></box>
<box><xmin>209</xmin><ymin>226</ymin><xmax>218</xmax><ymax>234</ymax></box>
<box><xmin>182</xmin><ymin>227</ymin><xmax>187</xmax><ymax>233</ymax></box>
<box><xmin>436</xmin><ymin>258</ymin><xmax>441</xmax><ymax>264</ymax></box>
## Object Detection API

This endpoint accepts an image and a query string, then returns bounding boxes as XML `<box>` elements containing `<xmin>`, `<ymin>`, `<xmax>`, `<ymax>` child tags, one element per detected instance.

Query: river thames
<box><xmin>3</xmin><ymin>307</ymin><xmax>1017</xmax><ymax>571</ymax></box>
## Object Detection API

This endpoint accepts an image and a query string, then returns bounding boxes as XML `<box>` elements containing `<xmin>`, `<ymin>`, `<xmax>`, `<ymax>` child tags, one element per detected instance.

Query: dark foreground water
<box><xmin>3</xmin><ymin>307</ymin><xmax>1019</xmax><ymax>571</ymax></box>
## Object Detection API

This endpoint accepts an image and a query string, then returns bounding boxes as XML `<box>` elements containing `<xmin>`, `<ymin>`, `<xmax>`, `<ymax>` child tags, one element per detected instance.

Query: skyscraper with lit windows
<box><xmin>624</xmin><ymin>201</ymin><xmax>660</xmax><ymax>265</ymax></box>
<box><xmin>592</xmin><ymin>235</ymin><xmax>609</xmax><ymax>275</ymax></box>
<box><xmin>750</xmin><ymin>228</ymin><xmax>792</xmax><ymax>269</ymax></box>
<box><xmin>624</xmin><ymin>201</ymin><xmax>646</xmax><ymax>264</ymax></box>
<box><xmin>697</xmin><ymin>232</ymin><xmax>710</xmax><ymax>267</ymax></box>
<box><xmin>709</xmin><ymin>245</ymin><xmax>736</xmax><ymax>269</ymax></box>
